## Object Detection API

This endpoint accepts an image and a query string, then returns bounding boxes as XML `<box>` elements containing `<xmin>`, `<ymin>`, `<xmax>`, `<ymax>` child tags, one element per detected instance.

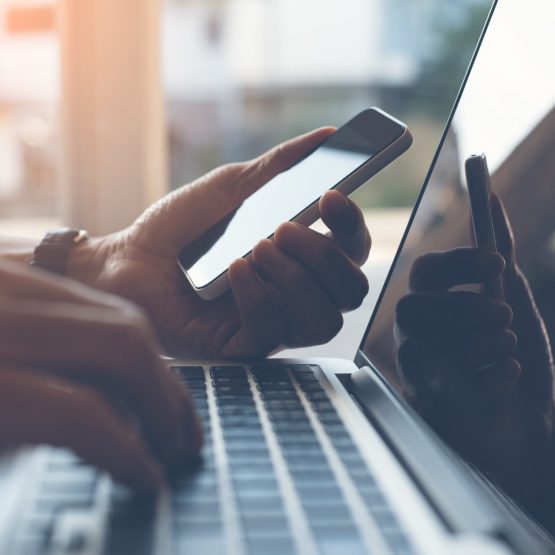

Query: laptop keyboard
<box><xmin>13</xmin><ymin>364</ymin><xmax>416</xmax><ymax>555</ymax></box>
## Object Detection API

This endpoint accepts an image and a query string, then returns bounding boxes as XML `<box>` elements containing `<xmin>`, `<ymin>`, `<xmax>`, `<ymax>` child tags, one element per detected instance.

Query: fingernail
<box><xmin>482</xmin><ymin>253</ymin><xmax>505</xmax><ymax>274</ymax></box>
<box><xmin>334</xmin><ymin>190</ymin><xmax>350</xmax><ymax>208</ymax></box>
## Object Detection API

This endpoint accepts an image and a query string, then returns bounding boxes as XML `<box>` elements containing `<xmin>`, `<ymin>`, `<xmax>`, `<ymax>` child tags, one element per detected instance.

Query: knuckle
<box><xmin>318</xmin><ymin>310</ymin><xmax>343</xmax><ymax>343</ymax></box>
<box><xmin>343</xmin><ymin>272</ymin><xmax>369</xmax><ymax>310</ymax></box>
<box><xmin>409</xmin><ymin>253</ymin><xmax>437</xmax><ymax>290</ymax></box>
<box><xmin>252</xmin><ymin>238</ymin><xmax>274</xmax><ymax>263</ymax></box>
<box><xmin>60</xmin><ymin>388</ymin><xmax>106</xmax><ymax>441</ymax></box>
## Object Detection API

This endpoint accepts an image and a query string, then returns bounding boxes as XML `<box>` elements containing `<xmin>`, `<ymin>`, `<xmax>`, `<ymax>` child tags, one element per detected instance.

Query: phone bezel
<box><xmin>465</xmin><ymin>153</ymin><xmax>505</xmax><ymax>301</ymax></box>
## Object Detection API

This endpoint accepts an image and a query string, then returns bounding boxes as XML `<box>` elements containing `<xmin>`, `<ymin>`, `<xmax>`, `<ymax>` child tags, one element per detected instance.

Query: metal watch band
<box><xmin>30</xmin><ymin>228</ymin><xmax>89</xmax><ymax>275</ymax></box>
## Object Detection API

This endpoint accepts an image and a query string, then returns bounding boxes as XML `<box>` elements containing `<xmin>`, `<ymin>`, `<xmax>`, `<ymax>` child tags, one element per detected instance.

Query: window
<box><xmin>0</xmin><ymin>0</ymin><xmax>60</xmax><ymax>237</ymax></box>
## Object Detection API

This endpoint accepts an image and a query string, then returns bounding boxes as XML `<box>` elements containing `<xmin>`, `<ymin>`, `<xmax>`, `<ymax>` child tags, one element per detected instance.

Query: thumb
<box><xmin>137</xmin><ymin>127</ymin><xmax>335</xmax><ymax>255</ymax></box>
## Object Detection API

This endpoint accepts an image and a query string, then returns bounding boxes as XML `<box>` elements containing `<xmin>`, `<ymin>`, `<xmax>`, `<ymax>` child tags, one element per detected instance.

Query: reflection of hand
<box><xmin>395</xmin><ymin>194</ymin><xmax>555</xmax><ymax>503</ymax></box>
<box><xmin>70</xmin><ymin>129</ymin><xmax>370</xmax><ymax>359</ymax></box>
<box><xmin>0</xmin><ymin>260</ymin><xmax>201</xmax><ymax>492</ymax></box>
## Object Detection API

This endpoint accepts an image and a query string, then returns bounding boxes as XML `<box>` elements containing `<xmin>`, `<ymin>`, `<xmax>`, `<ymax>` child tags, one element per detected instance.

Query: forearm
<box><xmin>0</xmin><ymin>236</ymin><xmax>37</xmax><ymax>265</ymax></box>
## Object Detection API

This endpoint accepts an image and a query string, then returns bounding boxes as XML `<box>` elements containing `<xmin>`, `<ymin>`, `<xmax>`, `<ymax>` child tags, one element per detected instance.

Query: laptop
<box><xmin>2</xmin><ymin>0</ymin><xmax>555</xmax><ymax>553</ymax></box>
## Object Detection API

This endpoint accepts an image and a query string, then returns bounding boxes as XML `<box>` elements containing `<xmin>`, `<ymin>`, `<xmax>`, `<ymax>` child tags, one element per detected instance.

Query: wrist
<box><xmin>65</xmin><ymin>234</ymin><xmax>114</xmax><ymax>287</ymax></box>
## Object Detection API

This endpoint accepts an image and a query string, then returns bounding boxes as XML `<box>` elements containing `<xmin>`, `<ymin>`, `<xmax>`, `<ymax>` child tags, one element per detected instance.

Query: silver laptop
<box><xmin>2</xmin><ymin>0</ymin><xmax>555</xmax><ymax>553</ymax></box>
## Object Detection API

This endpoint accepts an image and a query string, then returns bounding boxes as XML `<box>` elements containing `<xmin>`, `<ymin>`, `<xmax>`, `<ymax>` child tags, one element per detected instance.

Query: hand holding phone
<box><xmin>465</xmin><ymin>154</ymin><xmax>505</xmax><ymax>301</ymax></box>
<box><xmin>178</xmin><ymin>108</ymin><xmax>412</xmax><ymax>300</ymax></box>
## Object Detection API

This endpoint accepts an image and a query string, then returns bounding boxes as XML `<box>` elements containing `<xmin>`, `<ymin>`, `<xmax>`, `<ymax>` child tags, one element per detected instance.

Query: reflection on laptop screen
<box><xmin>362</xmin><ymin>0</ymin><xmax>555</xmax><ymax>508</ymax></box>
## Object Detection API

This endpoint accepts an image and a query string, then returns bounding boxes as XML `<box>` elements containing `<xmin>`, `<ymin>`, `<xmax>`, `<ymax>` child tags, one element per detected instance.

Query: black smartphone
<box><xmin>465</xmin><ymin>154</ymin><xmax>505</xmax><ymax>301</ymax></box>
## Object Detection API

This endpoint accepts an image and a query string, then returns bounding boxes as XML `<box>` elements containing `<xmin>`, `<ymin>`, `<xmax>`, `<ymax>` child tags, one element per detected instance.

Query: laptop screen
<box><xmin>361</xmin><ymin>0</ymin><xmax>555</xmax><ymax>502</ymax></box>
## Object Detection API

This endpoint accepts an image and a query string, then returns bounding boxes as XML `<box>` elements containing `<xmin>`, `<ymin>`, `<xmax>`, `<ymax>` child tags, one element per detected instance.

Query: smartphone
<box><xmin>178</xmin><ymin>108</ymin><xmax>412</xmax><ymax>300</ymax></box>
<box><xmin>465</xmin><ymin>154</ymin><xmax>505</xmax><ymax>301</ymax></box>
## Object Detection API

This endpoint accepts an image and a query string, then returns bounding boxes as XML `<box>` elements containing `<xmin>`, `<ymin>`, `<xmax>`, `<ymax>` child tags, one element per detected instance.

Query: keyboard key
<box><xmin>233</xmin><ymin>476</ymin><xmax>278</xmax><ymax>491</ymax></box>
<box><xmin>291</xmin><ymin>364</ymin><xmax>316</xmax><ymax>374</ymax></box>
<box><xmin>171</xmin><ymin>366</ymin><xmax>204</xmax><ymax>379</ymax></box>
<box><xmin>282</xmin><ymin>452</ymin><xmax>327</xmax><ymax>465</ymax></box>
<box><xmin>246</xmin><ymin>535</ymin><xmax>296</xmax><ymax>555</ymax></box>
<box><xmin>278</xmin><ymin>435</ymin><xmax>318</xmax><ymax>448</ymax></box>
<box><xmin>263</xmin><ymin>399</ymin><xmax>303</xmax><ymax>409</ymax></box>
<box><xmin>289</xmin><ymin>468</ymin><xmax>335</xmax><ymax>482</ymax></box>
<box><xmin>229</xmin><ymin>459</ymin><xmax>273</xmax><ymax>473</ymax></box>
<box><xmin>175</xmin><ymin>536</ymin><xmax>224</xmax><ymax>554</ymax></box>
<box><xmin>295</xmin><ymin>484</ymin><xmax>343</xmax><ymax>501</ymax></box>
<box><xmin>311</xmin><ymin>522</ymin><xmax>359</xmax><ymax>540</ymax></box>
<box><xmin>213</xmin><ymin>387</ymin><xmax>253</xmax><ymax>396</ymax></box>
<box><xmin>318</xmin><ymin>539</ymin><xmax>366</xmax><ymax>555</ymax></box>
<box><xmin>226</xmin><ymin>445</ymin><xmax>270</xmax><ymax>458</ymax></box>
<box><xmin>311</xmin><ymin>400</ymin><xmax>335</xmax><ymax>412</ymax></box>
<box><xmin>210</xmin><ymin>366</ymin><xmax>246</xmax><ymax>378</ymax></box>
<box><xmin>265</xmin><ymin>409</ymin><xmax>307</xmax><ymax>421</ymax></box>
<box><xmin>237</xmin><ymin>495</ymin><xmax>284</xmax><ymax>513</ymax></box>
<box><xmin>259</xmin><ymin>390</ymin><xmax>299</xmax><ymax>400</ymax></box>
<box><xmin>256</xmin><ymin>382</ymin><xmax>296</xmax><ymax>392</ymax></box>
<box><xmin>298</xmin><ymin>381</ymin><xmax>324</xmax><ymax>391</ymax></box>
<box><xmin>230</xmin><ymin>467</ymin><xmax>275</xmax><ymax>481</ymax></box>
<box><xmin>250</xmin><ymin>365</ymin><xmax>289</xmax><ymax>376</ymax></box>
<box><xmin>223</xmin><ymin>429</ymin><xmax>264</xmax><ymax>441</ymax></box>
<box><xmin>217</xmin><ymin>406</ymin><xmax>258</xmax><ymax>416</ymax></box>
<box><xmin>304</xmin><ymin>503</ymin><xmax>352</xmax><ymax>522</ymax></box>
<box><xmin>255</xmin><ymin>376</ymin><xmax>293</xmax><ymax>386</ymax></box>
<box><xmin>304</xmin><ymin>390</ymin><xmax>330</xmax><ymax>402</ymax></box>
<box><xmin>212</xmin><ymin>376</ymin><xmax>249</xmax><ymax>386</ymax></box>
<box><xmin>272</xmin><ymin>422</ymin><xmax>313</xmax><ymax>434</ymax></box>
<box><xmin>221</xmin><ymin>420</ymin><xmax>261</xmax><ymax>431</ymax></box>
<box><xmin>242</xmin><ymin>514</ymin><xmax>290</xmax><ymax>534</ymax></box>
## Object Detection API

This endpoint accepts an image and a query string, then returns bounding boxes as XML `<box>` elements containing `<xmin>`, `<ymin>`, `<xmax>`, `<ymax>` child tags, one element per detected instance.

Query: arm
<box><xmin>0</xmin><ymin>236</ymin><xmax>39</xmax><ymax>264</ymax></box>
<box><xmin>8</xmin><ymin>128</ymin><xmax>371</xmax><ymax>360</ymax></box>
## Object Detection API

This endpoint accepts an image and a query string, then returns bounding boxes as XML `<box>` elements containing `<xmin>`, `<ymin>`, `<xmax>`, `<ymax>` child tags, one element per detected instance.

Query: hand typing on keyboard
<box><xmin>63</xmin><ymin>128</ymin><xmax>371</xmax><ymax>359</ymax></box>
<box><xmin>0</xmin><ymin>259</ymin><xmax>202</xmax><ymax>492</ymax></box>
<box><xmin>394</xmin><ymin>195</ymin><xmax>555</xmax><ymax>507</ymax></box>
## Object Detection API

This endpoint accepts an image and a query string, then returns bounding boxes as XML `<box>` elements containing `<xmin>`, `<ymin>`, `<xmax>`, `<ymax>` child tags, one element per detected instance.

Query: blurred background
<box><xmin>0</xmin><ymin>0</ymin><xmax>493</xmax><ymax>355</ymax></box>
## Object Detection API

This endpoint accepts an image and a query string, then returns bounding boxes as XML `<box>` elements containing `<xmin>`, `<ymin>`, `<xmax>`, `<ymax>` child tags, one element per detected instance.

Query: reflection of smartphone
<box><xmin>178</xmin><ymin>108</ymin><xmax>413</xmax><ymax>300</ymax></box>
<box><xmin>465</xmin><ymin>154</ymin><xmax>505</xmax><ymax>301</ymax></box>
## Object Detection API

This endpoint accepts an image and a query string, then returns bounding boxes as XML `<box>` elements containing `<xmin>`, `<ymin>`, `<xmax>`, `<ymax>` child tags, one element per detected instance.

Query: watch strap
<box><xmin>30</xmin><ymin>228</ymin><xmax>89</xmax><ymax>275</ymax></box>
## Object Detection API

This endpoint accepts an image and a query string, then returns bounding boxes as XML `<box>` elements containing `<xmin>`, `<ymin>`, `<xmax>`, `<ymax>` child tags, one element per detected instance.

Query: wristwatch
<box><xmin>30</xmin><ymin>228</ymin><xmax>89</xmax><ymax>275</ymax></box>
